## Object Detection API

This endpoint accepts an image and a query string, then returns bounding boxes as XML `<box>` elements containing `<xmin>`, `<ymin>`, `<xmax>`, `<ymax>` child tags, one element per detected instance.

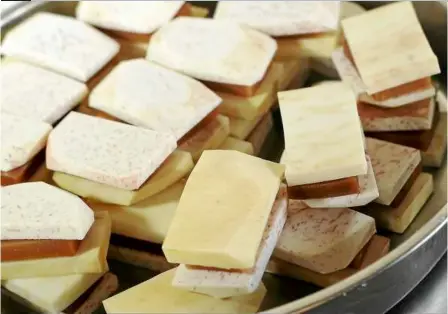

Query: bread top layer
<box><xmin>2</xmin><ymin>113</ymin><xmax>52</xmax><ymax>172</ymax></box>
<box><xmin>1</xmin><ymin>12</ymin><xmax>120</xmax><ymax>82</ymax></box>
<box><xmin>76</xmin><ymin>1</ymin><xmax>185</xmax><ymax>34</ymax></box>
<box><xmin>1</xmin><ymin>182</ymin><xmax>94</xmax><ymax>240</ymax></box>
<box><xmin>146</xmin><ymin>17</ymin><xmax>277</xmax><ymax>86</ymax></box>
<box><xmin>214</xmin><ymin>1</ymin><xmax>340</xmax><ymax>36</ymax></box>
<box><xmin>46</xmin><ymin>112</ymin><xmax>176</xmax><ymax>190</ymax></box>
<box><xmin>89</xmin><ymin>59</ymin><xmax>221</xmax><ymax>141</ymax></box>
<box><xmin>1</xmin><ymin>61</ymin><xmax>87</xmax><ymax>124</ymax></box>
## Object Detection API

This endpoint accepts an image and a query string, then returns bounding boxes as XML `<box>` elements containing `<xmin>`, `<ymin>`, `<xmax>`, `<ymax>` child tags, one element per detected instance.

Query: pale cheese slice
<box><xmin>172</xmin><ymin>185</ymin><xmax>287</xmax><ymax>298</ymax></box>
<box><xmin>229</xmin><ymin>115</ymin><xmax>263</xmax><ymax>140</ymax></box>
<box><xmin>89</xmin><ymin>59</ymin><xmax>221</xmax><ymax>141</ymax></box>
<box><xmin>341</xmin><ymin>2</ymin><xmax>440</xmax><ymax>94</ymax></box>
<box><xmin>47</xmin><ymin>112</ymin><xmax>177</xmax><ymax>190</ymax></box>
<box><xmin>1</xmin><ymin>113</ymin><xmax>52</xmax><ymax>172</ymax></box>
<box><xmin>1</xmin><ymin>212</ymin><xmax>111</xmax><ymax>279</ymax></box>
<box><xmin>332</xmin><ymin>48</ymin><xmax>436</xmax><ymax>108</ymax></box>
<box><xmin>219</xmin><ymin>137</ymin><xmax>254</xmax><ymax>155</ymax></box>
<box><xmin>163</xmin><ymin>150</ymin><xmax>285</xmax><ymax>269</ymax></box>
<box><xmin>1</xmin><ymin>12</ymin><xmax>119</xmax><ymax>82</ymax></box>
<box><xmin>279</xmin><ymin>83</ymin><xmax>366</xmax><ymax>186</ymax></box>
<box><xmin>422</xmin><ymin>114</ymin><xmax>447</xmax><ymax>167</ymax></box>
<box><xmin>146</xmin><ymin>17</ymin><xmax>277</xmax><ymax>86</ymax></box>
<box><xmin>1</xmin><ymin>62</ymin><xmax>88</xmax><ymax>124</ymax></box>
<box><xmin>1</xmin><ymin>182</ymin><xmax>94</xmax><ymax>240</ymax></box>
<box><xmin>304</xmin><ymin>156</ymin><xmax>379</xmax><ymax>208</ymax></box>
<box><xmin>103</xmin><ymin>268</ymin><xmax>266</xmax><ymax>314</ymax></box>
<box><xmin>275</xmin><ymin>58</ymin><xmax>310</xmax><ymax>91</ymax></box>
<box><xmin>76</xmin><ymin>1</ymin><xmax>185</xmax><ymax>34</ymax></box>
<box><xmin>274</xmin><ymin>205</ymin><xmax>376</xmax><ymax>274</ymax></box>
<box><xmin>53</xmin><ymin>150</ymin><xmax>193</xmax><ymax>206</ymax></box>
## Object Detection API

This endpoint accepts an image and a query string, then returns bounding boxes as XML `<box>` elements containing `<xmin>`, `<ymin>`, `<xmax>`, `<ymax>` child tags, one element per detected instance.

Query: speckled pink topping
<box><xmin>46</xmin><ymin>112</ymin><xmax>177</xmax><ymax>190</ymax></box>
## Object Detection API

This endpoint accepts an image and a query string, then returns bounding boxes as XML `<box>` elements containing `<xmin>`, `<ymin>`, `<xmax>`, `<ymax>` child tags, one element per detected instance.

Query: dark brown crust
<box><xmin>288</xmin><ymin>176</ymin><xmax>360</xmax><ymax>200</ymax></box>
<box><xmin>1</xmin><ymin>239</ymin><xmax>81</xmax><ymax>262</ymax></box>
<box><xmin>1</xmin><ymin>150</ymin><xmax>45</xmax><ymax>186</ymax></box>
<box><xmin>390</xmin><ymin>162</ymin><xmax>423</xmax><ymax>208</ymax></box>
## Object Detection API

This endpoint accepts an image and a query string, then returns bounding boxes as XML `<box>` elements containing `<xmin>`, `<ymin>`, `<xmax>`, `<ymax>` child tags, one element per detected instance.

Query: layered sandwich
<box><xmin>1</xmin><ymin>182</ymin><xmax>115</xmax><ymax>313</ymax></box>
<box><xmin>361</xmin><ymin>138</ymin><xmax>433</xmax><ymax>233</ymax></box>
<box><xmin>162</xmin><ymin>150</ymin><xmax>286</xmax><ymax>298</ymax></box>
<box><xmin>279</xmin><ymin>83</ymin><xmax>377</xmax><ymax>208</ymax></box>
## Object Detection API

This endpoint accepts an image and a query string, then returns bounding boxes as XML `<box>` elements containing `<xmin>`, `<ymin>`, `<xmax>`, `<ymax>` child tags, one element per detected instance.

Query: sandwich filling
<box><xmin>1</xmin><ymin>239</ymin><xmax>81</xmax><ymax>262</ymax></box>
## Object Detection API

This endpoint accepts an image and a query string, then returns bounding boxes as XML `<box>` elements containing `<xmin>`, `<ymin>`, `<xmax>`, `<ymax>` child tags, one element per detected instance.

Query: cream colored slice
<box><xmin>179</xmin><ymin>114</ymin><xmax>230</xmax><ymax>162</ymax></box>
<box><xmin>76</xmin><ymin>1</ymin><xmax>184</xmax><ymax>34</ymax></box>
<box><xmin>53</xmin><ymin>150</ymin><xmax>192</xmax><ymax>206</ymax></box>
<box><xmin>1</xmin><ymin>62</ymin><xmax>88</xmax><ymax>124</ymax></box>
<box><xmin>1</xmin><ymin>212</ymin><xmax>111</xmax><ymax>279</ymax></box>
<box><xmin>332</xmin><ymin>48</ymin><xmax>436</xmax><ymax>108</ymax></box>
<box><xmin>47</xmin><ymin>112</ymin><xmax>177</xmax><ymax>190</ymax></box>
<box><xmin>103</xmin><ymin>268</ymin><xmax>266</xmax><ymax>314</ymax></box>
<box><xmin>366</xmin><ymin>137</ymin><xmax>421</xmax><ymax>206</ymax></box>
<box><xmin>229</xmin><ymin>116</ymin><xmax>263</xmax><ymax>140</ymax></box>
<box><xmin>341</xmin><ymin>2</ymin><xmax>440</xmax><ymax>94</ymax></box>
<box><xmin>274</xmin><ymin>207</ymin><xmax>376</xmax><ymax>274</ymax></box>
<box><xmin>216</xmin><ymin>62</ymin><xmax>281</xmax><ymax>120</ymax></box>
<box><xmin>304</xmin><ymin>156</ymin><xmax>379</xmax><ymax>208</ymax></box>
<box><xmin>1</xmin><ymin>12</ymin><xmax>119</xmax><ymax>82</ymax></box>
<box><xmin>146</xmin><ymin>17</ymin><xmax>276</xmax><ymax>86</ymax></box>
<box><xmin>214</xmin><ymin>1</ymin><xmax>339</xmax><ymax>36</ymax></box>
<box><xmin>2</xmin><ymin>271</ymin><xmax>105</xmax><ymax>313</ymax></box>
<box><xmin>219</xmin><ymin>137</ymin><xmax>254</xmax><ymax>155</ymax></box>
<box><xmin>1</xmin><ymin>113</ymin><xmax>52</xmax><ymax>172</ymax></box>
<box><xmin>172</xmin><ymin>185</ymin><xmax>287</xmax><ymax>298</ymax></box>
<box><xmin>247</xmin><ymin>112</ymin><xmax>273</xmax><ymax>156</ymax></box>
<box><xmin>163</xmin><ymin>150</ymin><xmax>284</xmax><ymax>269</ymax></box>
<box><xmin>1</xmin><ymin>182</ymin><xmax>94</xmax><ymax>240</ymax></box>
<box><xmin>88</xmin><ymin>181</ymin><xmax>185</xmax><ymax>244</ymax></box>
<box><xmin>422</xmin><ymin>114</ymin><xmax>447</xmax><ymax>168</ymax></box>
<box><xmin>275</xmin><ymin>58</ymin><xmax>310</xmax><ymax>91</ymax></box>
<box><xmin>89</xmin><ymin>59</ymin><xmax>221</xmax><ymax>141</ymax></box>
<box><xmin>363</xmin><ymin>173</ymin><xmax>433</xmax><ymax>234</ymax></box>
<box><xmin>279</xmin><ymin>83</ymin><xmax>366</xmax><ymax>186</ymax></box>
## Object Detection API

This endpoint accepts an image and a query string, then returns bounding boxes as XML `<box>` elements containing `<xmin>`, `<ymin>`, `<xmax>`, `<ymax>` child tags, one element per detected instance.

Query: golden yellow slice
<box><xmin>228</xmin><ymin>115</ymin><xmax>262</xmax><ymax>140</ymax></box>
<box><xmin>190</xmin><ymin>5</ymin><xmax>209</xmax><ymax>18</ymax></box>
<box><xmin>219</xmin><ymin>137</ymin><xmax>254</xmax><ymax>155</ymax></box>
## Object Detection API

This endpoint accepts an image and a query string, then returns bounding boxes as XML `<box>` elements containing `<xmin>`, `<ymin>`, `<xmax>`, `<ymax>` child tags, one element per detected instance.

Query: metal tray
<box><xmin>1</xmin><ymin>2</ymin><xmax>446</xmax><ymax>314</ymax></box>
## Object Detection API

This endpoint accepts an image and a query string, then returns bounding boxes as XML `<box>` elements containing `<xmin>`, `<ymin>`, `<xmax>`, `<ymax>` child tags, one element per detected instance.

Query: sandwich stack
<box><xmin>332</xmin><ymin>2</ymin><xmax>446</xmax><ymax>167</ymax></box>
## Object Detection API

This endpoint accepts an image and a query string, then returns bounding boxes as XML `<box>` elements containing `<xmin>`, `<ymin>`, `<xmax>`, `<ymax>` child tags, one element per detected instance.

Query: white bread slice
<box><xmin>304</xmin><ymin>156</ymin><xmax>379</xmax><ymax>208</ymax></box>
<box><xmin>163</xmin><ymin>150</ymin><xmax>285</xmax><ymax>270</ymax></box>
<box><xmin>76</xmin><ymin>1</ymin><xmax>184</xmax><ymax>34</ymax></box>
<box><xmin>1</xmin><ymin>12</ymin><xmax>119</xmax><ymax>82</ymax></box>
<box><xmin>1</xmin><ymin>113</ymin><xmax>52</xmax><ymax>172</ymax></box>
<box><xmin>422</xmin><ymin>114</ymin><xmax>447</xmax><ymax>167</ymax></box>
<box><xmin>279</xmin><ymin>83</ymin><xmax>366</xmax><ymax>186</ymax></box>
<box><xmin>219</xmin><ymin>137</ymin><xmax>254</xmax><ymax>155</ymax></box>
<box><xmin>214</xmin><ymin>1</ymin><xmax>339</xmax><ymax>36</ymax></box>
<box><xmin>341</xmin><ymin>2</ymin><xmax>440</xmax><ymax>94</ymax></box>
<box><xmin>89</xmin><ymin>59</ymin><xmax>221</xmax><ymax>141</ymax></box>
<box><xmin>366</xmin><ymin>137</ymin><xmax>421</xmax><ymax>206</ymax></box>
<box><xmin>1</xmin><ymin>62</ymin><xmax>87</xmax><ymax>124</ymax></box>
<box><xmin>172</xmin><ymin>185</ymin><xmax>287</xmax><ymax>298</ymax></box>
<box><xmin>1</xmin><ymin>182</ymin><xmax>94</xmax><ymax>240</ymax></box>
<box><xmin>274</xmin><ymin>204</ymin><xmax>376</xmax><ymax>274</ymax></box>
<box><xmin>146</xmin><ymin>17</ymin><xmax>277</xmax><ymax>86</ymax></box>
<box><xmin>332</xmin><ymin>48</ymin><xmax>436</xmax><ymax>108</ymax></box>
<box><xmin>47</xmin><ymin>112</ymin><xmax>177</xmax><ymax>190</ymax></box>
<box><xmin>103</xmin><ymin>268</ymin><xmax>266</xmax><ymax>314</ymax></box>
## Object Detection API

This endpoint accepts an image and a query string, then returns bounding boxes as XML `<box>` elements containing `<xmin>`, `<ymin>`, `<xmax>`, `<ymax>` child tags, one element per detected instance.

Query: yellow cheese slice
<box><xmin>163</xmin><ymin>150</ymin><xmax>284</xmax><ymax>269</ymax></box>
<box><xmin>190</xmin><ymin>5</ymin><xmax>209</xmax><ymax>18</ymax></box>
<box><xmin>1</xmin><ymin>212</ymin><xmax>111</xmax><ymax>280</ymax></box>
<box><xmin>103</xmin><ymin>268</ymin><xmax>266</xmax><ymax>314</ymax></box>
<box><xmin>53</xmin><ymin>150</ymin><xmax>193</xmax><ymax>206</ymax></box>
<box><xmin>219</xmin><ymin>137</ymin><xmax>254</xmax><ymax>155</ymax></box>
<box><xmin>2</xmin><ymin>271</ymin><xmax>105</xmax><ymax>313</ymax></box>
<box><xmin>247</xmin><ymin>112</ymin><xmax>273</xmax><ymax>156</ymax></box>
<box><xmin>228</xmin><ymin>115</ymin><xmax>262</xmax><ymax>140</ymax></box>
<box><xmin>422</xmin><ymin>114</ymin><xmax>447</xmax><ymax>167</ymax></box>
<box><xmin>88</xmin><ymin>181</ymin><xmax>185</xmax><ymax>244</ymax></box>
<box><xmin>275</xmin><ymin>59</ymin><xmax>309</xmax><ymax>91</ymax></box>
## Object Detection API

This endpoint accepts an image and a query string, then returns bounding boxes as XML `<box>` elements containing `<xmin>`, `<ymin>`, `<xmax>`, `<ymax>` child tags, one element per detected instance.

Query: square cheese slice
<box><xmin>341</xmin><ymin>2</ymin><xmax>440</xmax><ymax>94</ymax></box>
<box><xmin>1</xmin><ymin>62</ymin><xmax>87</xmax><ymax>124</ymax></box>
<box><xmin>89</xmin><ymin>59</ymin><xmax>221</xmax><ymax>141</ymax></box>
<box><xmin>1</xmin><ymin>113</ymin><xmax>52</xmax><ymax>172</ymax></box>
<box><xmin>219</xmin><ymin>137</ymin><xmax>254</xmax><ymax>155</ymax></box>
<box><xmin>279</xmin><ymin>83</ymin><xmax>366</xmax><ymax>186</ymax></box>
<box><xmin>103</xmin><ymin>268</ymin><xmax>266</xmax><ymax>314</ymax></box>
<box><xmin>366</xmin><ymin>137</ymin><xmax>421</xmax><ymax>205</ymax></box>
<box><xmin>422</xmin><ymin>114</ymin><xmax>447</xmax><ymax>167</ymax></box>
<box><xmin>1</xmin><ymin>12</ymin><xmax>120</xmax><ymax>82</ymax></box>
<box><xmin>1</xmin><ymin>212</ymin><xmax>111</xmax><ymax>279</ymax></box>
<box><xmin>146</xmin><ymin>17</ymin><xmax>277</xmax><ymax>87</ymax></box>
<box><xmin>163</xmin><ymin>150</ymin><xmax>285</xmax><ymax>269</ymax></box>
<box><xmin>47</xmin><ymin>112</ymin><xmax>177</xmax><ymax>190</ymax></box>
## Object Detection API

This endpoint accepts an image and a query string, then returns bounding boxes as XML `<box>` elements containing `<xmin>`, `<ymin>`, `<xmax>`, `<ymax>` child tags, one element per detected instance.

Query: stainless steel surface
<box><xmin>1</xmin><ymin>2</ymin><xmax>447</xmax><ymax>314</ymax></box>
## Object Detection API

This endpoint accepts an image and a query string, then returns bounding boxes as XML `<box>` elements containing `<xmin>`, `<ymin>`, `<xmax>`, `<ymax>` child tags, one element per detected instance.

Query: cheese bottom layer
<box><xmin>422</xmin><ymin>114</ymin><xmax>447</xmax><ymax>167</ymax></box>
